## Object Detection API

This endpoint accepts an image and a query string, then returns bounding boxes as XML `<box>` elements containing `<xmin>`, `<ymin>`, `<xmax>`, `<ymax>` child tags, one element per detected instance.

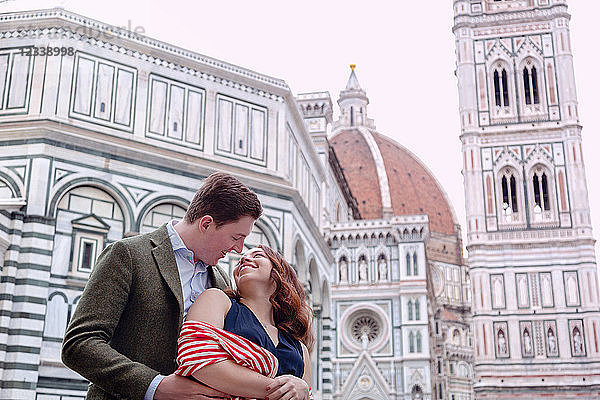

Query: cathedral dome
<box><xmin>330</xmin><ymin>129</ymin><xmax>458</xmax><ymax>235</ymax></box>
<box><xmin>329</xmin><ymin>66</ymin><xmax>459</xmax><ymax>236</ymax></box>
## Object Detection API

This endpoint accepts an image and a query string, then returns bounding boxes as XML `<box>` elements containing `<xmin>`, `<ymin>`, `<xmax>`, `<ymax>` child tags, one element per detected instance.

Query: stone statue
<box><xmin>339</xmin><ymin>259</ymin><xmax>348</xmax><ymax>283</ymax></box>
<box><xmin>573</xmin><ymin>328</ymin><xmax>583</xmax><ymax>354</ymax></box>
<box><xmin>361</xmin><ymin>332</ymin><xmax>369</xmax><ymax>350</ymax></box>
<box><xmin>547</xmin><ymin>328</ymin><xmax>557</xmax><ymax>354</ymax></box>
<box><xmin>497</xmin><ymin>330</ymin><xmax>507</xmax><ymax>355</ymax></box>
<box><xmin>378</xmin><ymin>258</ymin><xmax>388</xmax><ymax>281</ymax></box>
<box><xmin>359</xmin><ymin>259</ymin><xmax>368</xmax><ymax>282</ymax></box>
<box><xmin>523</xmin><ymin>329</ymin><xmax>532</xmax><ymax>355</ymax></box>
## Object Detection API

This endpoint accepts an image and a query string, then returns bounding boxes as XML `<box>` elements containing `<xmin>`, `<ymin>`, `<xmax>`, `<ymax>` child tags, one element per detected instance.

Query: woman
<box><xmin>175</xmin><ymin>245</ymin><xmax>314</xmax><ymax>400</ymax></box>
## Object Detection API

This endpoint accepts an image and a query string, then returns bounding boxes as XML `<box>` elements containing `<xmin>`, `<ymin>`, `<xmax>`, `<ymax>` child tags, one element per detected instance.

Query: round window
<box><xmin>351</xmin><ymin>315</ymin><xmax>380</xmax><ymax>343</ymax></box>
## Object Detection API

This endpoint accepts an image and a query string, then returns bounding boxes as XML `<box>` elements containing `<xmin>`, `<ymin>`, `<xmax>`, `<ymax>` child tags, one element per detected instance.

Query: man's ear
<box><xmin>197</xmin><ymin>215</ymin><xmax>214</xmax><ymax>232</ymax></box>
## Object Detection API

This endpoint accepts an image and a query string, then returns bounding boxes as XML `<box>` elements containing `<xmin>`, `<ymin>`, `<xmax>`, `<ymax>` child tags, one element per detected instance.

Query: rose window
<box><xmin>351</xmin><ymin>316</ymin><xmax>380</xmax><ymax>342</ymax></box>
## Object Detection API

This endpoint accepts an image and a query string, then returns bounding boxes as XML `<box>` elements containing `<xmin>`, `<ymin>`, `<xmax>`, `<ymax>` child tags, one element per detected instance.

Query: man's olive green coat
<box><xmin>62</xmin><ymin>224</ymin><xmax>231</xmax><ymax>399</ymax></box>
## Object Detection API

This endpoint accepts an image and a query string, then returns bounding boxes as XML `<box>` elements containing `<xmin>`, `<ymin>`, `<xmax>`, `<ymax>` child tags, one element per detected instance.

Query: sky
<box><xmin>3</xmin><ymin>0</ymin><xmax>599</xmax><ymax>261</ymax></box>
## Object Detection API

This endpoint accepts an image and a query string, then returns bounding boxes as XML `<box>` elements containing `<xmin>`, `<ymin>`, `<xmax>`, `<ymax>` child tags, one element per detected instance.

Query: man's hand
<box><xmin>265</xmin><ymin>375</ymin><xmax>309</xmax><ymax>400</ymax></box>
<box><xmin>154</xmin><ymin>374</ymin><xmax>228</xmax><ymax>400</ymax></box>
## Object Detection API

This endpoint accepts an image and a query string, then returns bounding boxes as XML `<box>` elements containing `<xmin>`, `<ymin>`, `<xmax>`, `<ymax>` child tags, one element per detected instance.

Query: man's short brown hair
<box><xmin>184</xmin><ymin>172</ymin><xmax>262</xmax><ymax>226</ymax></box>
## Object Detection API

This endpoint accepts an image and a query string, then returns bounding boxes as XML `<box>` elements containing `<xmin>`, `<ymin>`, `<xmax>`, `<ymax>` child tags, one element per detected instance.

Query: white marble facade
<box><xmin>454</xmin><ymin>0</ymin><xmax>600</xmax><ymax>398</ymax></box>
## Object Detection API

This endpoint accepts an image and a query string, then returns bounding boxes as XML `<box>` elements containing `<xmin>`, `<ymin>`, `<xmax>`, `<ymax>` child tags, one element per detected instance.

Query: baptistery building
<box><xmin>0</xmin><ymin>1</ymin><xmax>597</xmax><ymax>400</ymax></box>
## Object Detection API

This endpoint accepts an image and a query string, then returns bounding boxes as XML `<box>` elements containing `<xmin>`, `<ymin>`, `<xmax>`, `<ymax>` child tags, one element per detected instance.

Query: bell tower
<box><xmin>454</xmin><ymin>0</ymin><xmax>600</xmax><ymax>398</ymax></box>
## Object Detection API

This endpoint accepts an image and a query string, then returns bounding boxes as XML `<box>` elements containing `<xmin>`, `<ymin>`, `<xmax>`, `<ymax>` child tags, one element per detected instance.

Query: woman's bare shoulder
<box><xmin>186</xmin><ymin>288</ymin><xmax>232</xmax><ymax>328</ymax></box>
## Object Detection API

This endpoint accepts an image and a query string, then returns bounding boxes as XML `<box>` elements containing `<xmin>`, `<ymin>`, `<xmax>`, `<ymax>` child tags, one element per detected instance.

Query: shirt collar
<box><xmin>166</xmin><ymin>219</ymin><xmax>190</xmax><ymax>252</ymax></box>
<box><xmin>166</xmin><ymin>220</ymin><xmax>208</xmax><ymax>271</ymax></box>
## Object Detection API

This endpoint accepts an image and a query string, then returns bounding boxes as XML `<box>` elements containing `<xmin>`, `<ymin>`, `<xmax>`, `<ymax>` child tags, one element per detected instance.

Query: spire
<box><xmin>346</xmin><ymin>64</ymin><xmax>361</xmax><ymax>90</ymax></box>
<box><xmin>335</xmin><ymin>64</ymin><xmax>374</xmax><ymax>129</ymax></box>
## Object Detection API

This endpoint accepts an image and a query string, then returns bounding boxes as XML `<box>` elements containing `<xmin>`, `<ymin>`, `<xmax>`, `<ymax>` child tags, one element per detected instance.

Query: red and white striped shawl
<box><xmin>176</xmin><ymin>320</ymin><xmax>279</xmax><ymax>379</ymax></box>
<box><xmin>175</xmin><ymin>320</ymin><xmax>313</xmax><ymax>400</ymax></box>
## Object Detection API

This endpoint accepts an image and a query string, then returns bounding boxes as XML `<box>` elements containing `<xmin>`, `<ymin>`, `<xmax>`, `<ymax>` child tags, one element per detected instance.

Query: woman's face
<box><xmin>233</xmin><ymin>248</ymin><xmax>275</xmax><ymax>290</ymax></box>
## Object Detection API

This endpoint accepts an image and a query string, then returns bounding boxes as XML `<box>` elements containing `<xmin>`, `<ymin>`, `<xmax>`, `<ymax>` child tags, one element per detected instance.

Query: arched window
<box><xmin>408</xmin><ymin>300</ymin><xmax>413</xmax><ymax>320</ymax></box>
<box><xmin>532</xmin><ymin>168</ymin><xmax>551</xmax><ymax>212</ymax></box>
<box><xmin>417</xmin><ymin>332</ymin><xmax>423</xmax><ymax>352</ymax></box>
<box><xmin>493</xmin><ymin>66</ymin><xmax>510</xmax><ymax>107</ymax></box>
<box><xmin>523</xmin><ymin>63</ymin><xmax>540</xmax><ymax>105</ymax></box>
<box><xmin>415</xmin><ymin>299</ymin><xmax>420</xmax><ymax>320</ymax></box>
<box><xmin>406</xmin><ymin>253</ymin><xmax>412</xmax><ymax>276</ymax></box>
<box><xmin>409</xmin><ymin>332</ymin><xmax>415</xmax><ymax>353</ymax></box>
<box><xmin>413</xmin><ymin>253</ymin><xmax>418</xmax><ymax>275</ymax></box>
<box><xmin>501</xmin><ymin>169</ymin><xmax>519</xmax><ymax>215</ymax></box>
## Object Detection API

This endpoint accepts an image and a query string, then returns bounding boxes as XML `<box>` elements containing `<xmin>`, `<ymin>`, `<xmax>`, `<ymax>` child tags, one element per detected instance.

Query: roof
<box><xmin>330</xmin><ymin>128</ymin><xmax>458</xmax><ymax>235</ymax></box>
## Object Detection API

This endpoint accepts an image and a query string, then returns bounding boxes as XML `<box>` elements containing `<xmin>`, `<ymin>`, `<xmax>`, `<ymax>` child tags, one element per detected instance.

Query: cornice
<box><xmin>0</xmin><ymin>8</ymin><xmax>289</xmax><ymax>102</ymax></box>
<box><xmin>453</xmin><ymin>5</ymin><xmax>569</xmax><ymax>32</ymax></box>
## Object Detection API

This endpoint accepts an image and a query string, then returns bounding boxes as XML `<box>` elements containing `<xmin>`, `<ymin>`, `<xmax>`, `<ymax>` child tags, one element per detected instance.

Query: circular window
<box><xmin>341</xmin><ymin>305</ymin><xmax>389</xmax><ymax>353</ymax></box>
<box><xmin>351</xmin><ymin>316</ymin><xmax>380</xmax><ymax>343</ymax></box>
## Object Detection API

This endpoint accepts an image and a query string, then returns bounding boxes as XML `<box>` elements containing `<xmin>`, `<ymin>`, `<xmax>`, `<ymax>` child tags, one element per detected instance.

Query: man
<box><xmin>62</xmin><ymin>172</ymin><xmax>261</xmax><ymax>399</ymax></box>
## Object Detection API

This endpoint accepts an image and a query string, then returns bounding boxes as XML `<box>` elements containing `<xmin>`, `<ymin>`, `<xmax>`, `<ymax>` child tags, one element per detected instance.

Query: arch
<box><xmin>48</xmin><ymin>291</ymin><xmax>68</xmax><ymax>302</ymax></box>
<box><xmin>308</xmin><ymin>258</ymin><xmax>321</xmax><ymax>306</ymax></box>
<box><xmin>43</xmin><ymin>291</ymin><xmax>69</xmax><ymax>339</ymax></box>
<box><xmin>138</xmin><ymin>200</ymin><xmax>187</xmax><ymax>234</ymax></box>
<box><xmin>414</xmin><ymin>299</ymin><xmax>420</xmax><ymax>320</ymax></box>
<box><xmin>489</xmin><ymin>59</ymin><xmax>513</xmax><ymax>108</ymax></box>
<box><xmin>252</xmin><ymin>218</ymin><xmax>281</xmax><ymax>251</ymax></box>
<box><xmin>338</xmin><ymin>255</ymin><xmax>349</xmax><ymax>283</ymax></box>
<box><xmin>136</xmin><ymin>195</ymin><xmax>189</xmax><ymax>231</ymax></box>
<box><xmin>321</xmin><ymin>280</ymin><xmax>331</xmax><ymax>319</ymax></box>
<box><xmin>0</xmin><ymin>172</ymin><xmax>21</xmax><ymax>198</ymax></box>
<box><xmin>519</xmin><ymin>57</ymin><xmax>543</xmax><ymax>106</ymax></box>
<box><xmin>48</xmin><ymin>177</ymin><xmax>133</xmax><ymax>233</ymax></box>
<box><xmin>293</xmin><ymin>238</ymin><xmax>307</xmax><ymax>281</ymax></box>
<box><xmin>496</xmin><ymin>165</ymin><xmax>523</xmax><ymax>222</ymax></box>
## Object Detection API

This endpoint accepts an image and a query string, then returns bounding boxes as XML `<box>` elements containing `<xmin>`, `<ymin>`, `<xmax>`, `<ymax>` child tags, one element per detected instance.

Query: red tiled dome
<box><xmin>330</xmin><ymin>129</ymin><xmax>457</xmax><ymax>235</ymax></box>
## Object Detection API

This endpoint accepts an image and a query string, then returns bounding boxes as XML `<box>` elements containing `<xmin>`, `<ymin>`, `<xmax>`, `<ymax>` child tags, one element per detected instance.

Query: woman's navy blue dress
<box><xmin>224</xmin><ymin>299</ymin><xmax>304</xmax><ymax>378</ymax></box>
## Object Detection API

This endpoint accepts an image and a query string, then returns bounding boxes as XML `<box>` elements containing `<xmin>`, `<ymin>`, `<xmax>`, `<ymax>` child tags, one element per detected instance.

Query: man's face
<box><xmin>199</xmin><ymin>215</ymin><xmax>255</xmax><ymax>266</ymax></box>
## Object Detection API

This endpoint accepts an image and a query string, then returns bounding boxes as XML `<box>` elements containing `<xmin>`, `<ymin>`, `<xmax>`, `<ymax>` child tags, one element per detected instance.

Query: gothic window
<box><xmin>500</xmin><ymin>169</ymin><xmax>519</xmax><ymax>216</ymax></box>
<box><xmin>522</xmin><ymin>63</ymin><xmax>540</xmax><ymax>105</ymax></box>
<box><xmin>416</xmin><ymin>332</ymin><xmax>423</xmax><ymax>352</ymax></box>
<box><xmin>409</xmin><ymin>331</ymin><xmax>415</xmax><ymax>353</ymax></box>
<box><xmin>493</xmin><ymin>66</ymin><xmax>510</xmax><ymax>107</ymax></box>
<box><xmin>406</xmin><ymin>253</ymin><xmax>412</xmax><ymax>276</ymax></box>
<box><xmin>415</xmin><ymin>299</ymin><xmax>420</xmax><ymax>320</ymax></box>
<box><xmin>532</xmin><ymin>169</ymin><xmax>550</xmax><ymax>212</ymax></box>
<box><xmin>408</xmin><ymin>300</ymin><xmax>413</xmax><ymax>320</ymax></box>
<box><xmin>413</xmin><ymin>253</ymin><xmax>418</xmax><ymax>275</ymax></box>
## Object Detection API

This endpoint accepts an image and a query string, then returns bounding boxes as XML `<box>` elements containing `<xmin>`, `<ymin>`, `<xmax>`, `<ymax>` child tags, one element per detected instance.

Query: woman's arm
<box><xmin>265</xmin><ymin>342</ymin><xmax>311</xmax><ymax>400</ymax></box>
<box><xmin>185</xmin><ymin>289</ymin><xmax>275</xmax><ymax>398</ymax></box>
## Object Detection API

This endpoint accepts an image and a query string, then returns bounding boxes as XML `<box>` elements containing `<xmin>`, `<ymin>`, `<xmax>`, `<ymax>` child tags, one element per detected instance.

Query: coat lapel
<box><xmin>208</xmin><ymin>265</ymin><xmax>231</xmax><ymax>290</ymax></box>
<box><xmin>150</xmin><ymin>226</ymin><xmax>184</xmax><ymax>322</ymax></box>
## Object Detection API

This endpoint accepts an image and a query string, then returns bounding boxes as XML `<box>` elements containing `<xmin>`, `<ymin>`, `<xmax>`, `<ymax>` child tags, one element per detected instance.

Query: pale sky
<box><xmin>3</xmin><ymin>0</ymin><xmax>599</xmax><ymax>261</ymax></box>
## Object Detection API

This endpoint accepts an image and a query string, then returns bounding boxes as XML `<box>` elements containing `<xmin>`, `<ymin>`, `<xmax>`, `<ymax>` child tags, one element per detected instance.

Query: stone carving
<box><xmin>378</xmin><ymin>257</ymin><xmax>388</xmax><ymax>281</ymax></box>
<box><xmin>497</xmin><ymin>329</ymin><xmax>507</xmax><ymax>356</ymax></box>
<box><xmin>547</xmin><ymin>328</ymin><xmax>557</xmax><ymax>354</ymax></box>
<box><xmin>523</xmin><ymin>329</ymin><xmax>533</xmax><ymax>356</ymax></box>
<box><xmin>573</xmin><ymin>327</ymin><xmax>584</xmax><ymax>355</ymax></box>
<box><xmin>358</xmin><ymin>258</ymin><xmax>368</xmax><ymax>282</ymax></box>
<box><xmin>339</xmin><ymin>259</ymin><xmax>348</xmax><ymax>283</ymax></box>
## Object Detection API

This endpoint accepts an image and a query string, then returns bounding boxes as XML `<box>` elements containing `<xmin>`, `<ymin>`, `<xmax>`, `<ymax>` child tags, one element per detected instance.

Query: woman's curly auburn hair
<box><xmin>229</xmin><ymin>245</ymin><xmax>314</xmax><ymax>351</ymax></box>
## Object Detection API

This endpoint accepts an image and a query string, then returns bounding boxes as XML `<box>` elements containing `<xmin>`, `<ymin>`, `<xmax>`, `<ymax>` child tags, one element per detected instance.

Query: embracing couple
<box><xmin>61</xmin><ymin>172</ymin><xmax>313</xmax><ymax>400</ymax></box>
